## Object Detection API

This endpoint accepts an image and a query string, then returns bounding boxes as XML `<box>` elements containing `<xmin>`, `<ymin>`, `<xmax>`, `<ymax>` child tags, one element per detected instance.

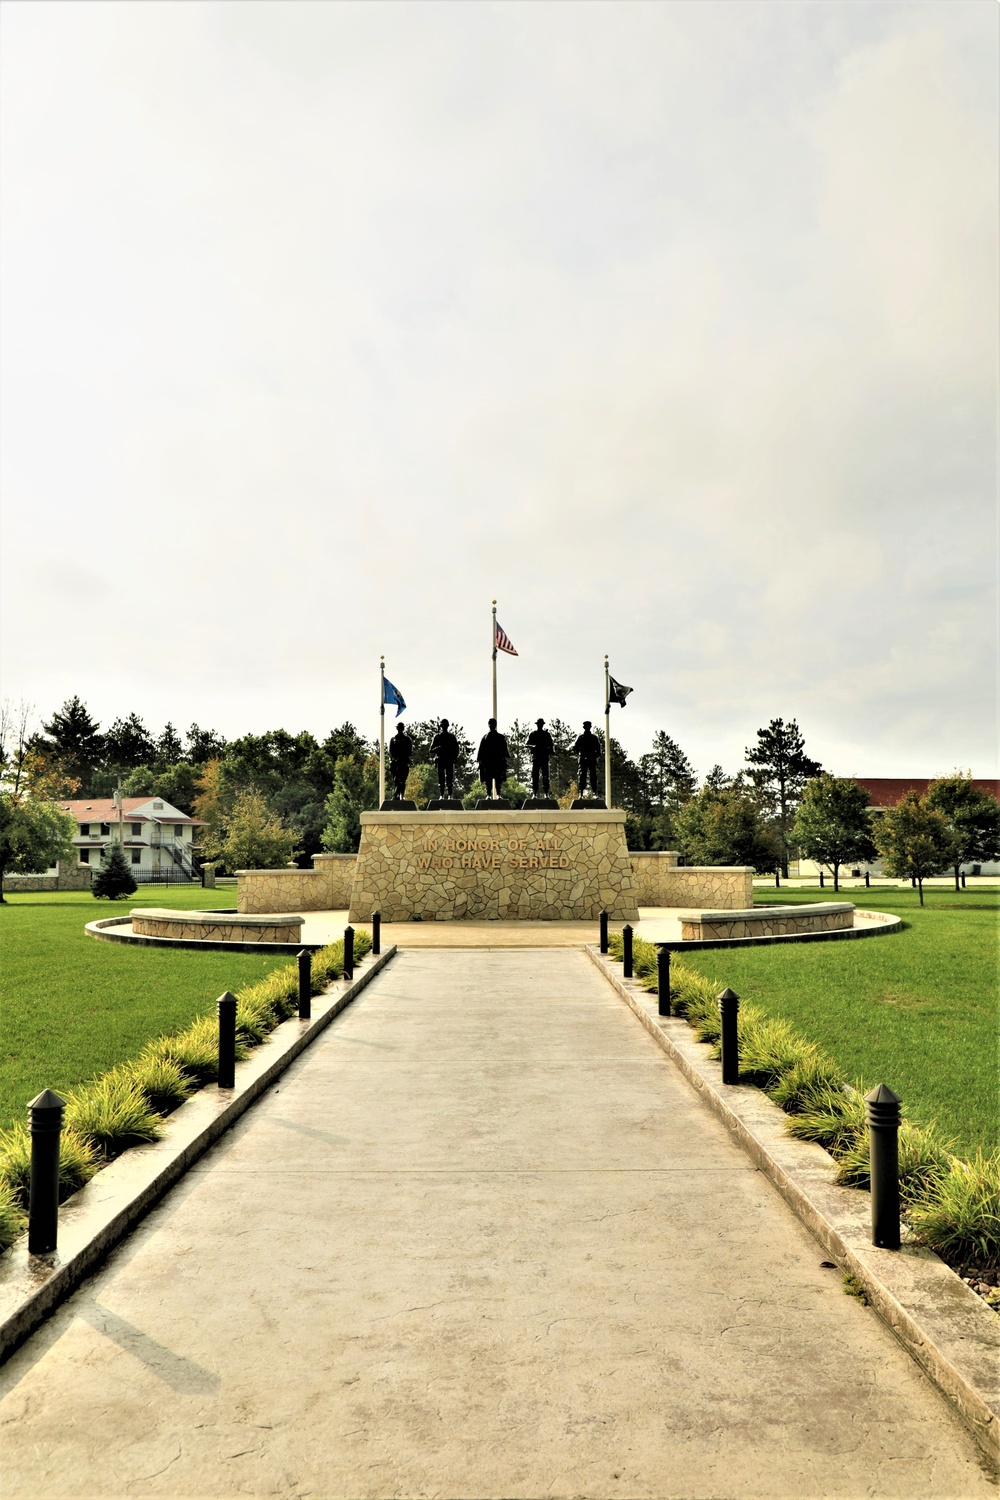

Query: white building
<box><xmin>59</xmin><ymin>796</ymin><xmax>204</xmax><ymax>881</ymax></box>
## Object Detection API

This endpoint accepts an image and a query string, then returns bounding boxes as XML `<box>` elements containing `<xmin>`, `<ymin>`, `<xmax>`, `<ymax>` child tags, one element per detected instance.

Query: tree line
<box><xmin>1</xmin><ymin>697</ymin><xmax>996</xmax><ymax>896</ymax></box>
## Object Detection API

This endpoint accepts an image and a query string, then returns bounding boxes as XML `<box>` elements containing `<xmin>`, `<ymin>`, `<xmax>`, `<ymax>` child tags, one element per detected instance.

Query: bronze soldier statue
<box><xmin>387</xmin><ymin>722</ymin><xmax>413</xmax><ymax>801</ymax></box>
<box><xmin>476</xmin><ymin>719</ymin><xmax>509</xmax><ymax>800</ymax></box>
<box><xmin>527</xmin><ymin>718</ymin><xmax>555</xmax><ymax>797</ymax></box>
<box><xmin>430</xmin><ymin>718</ymin><xmax>460</xmax><ymax>798</ymax></box>
<box><xmin>573</xmin><ymin>721</ymin><xmax>601</xmax><ymax>797</ymax></box>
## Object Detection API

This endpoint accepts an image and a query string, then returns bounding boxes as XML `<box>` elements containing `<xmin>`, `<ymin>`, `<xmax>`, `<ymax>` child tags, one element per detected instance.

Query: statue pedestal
<box><xmin>349</xmin><ymin>809</ymin><xmax>638</xmax><ymax>922</ymax></box>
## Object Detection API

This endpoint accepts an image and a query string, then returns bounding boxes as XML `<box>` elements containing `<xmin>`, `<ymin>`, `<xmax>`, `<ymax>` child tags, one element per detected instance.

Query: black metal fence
<box><xmin>133</xmin><ymin>870</ymin><xmax>197</xmax><ymax>886</ymax></box>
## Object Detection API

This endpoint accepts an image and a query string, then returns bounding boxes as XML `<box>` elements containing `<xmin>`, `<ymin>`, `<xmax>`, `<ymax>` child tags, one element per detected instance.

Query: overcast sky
<box><xmin>1</xmin><ymin>1</ymin><xmax>996</xmax><ymax>779</ymax></box>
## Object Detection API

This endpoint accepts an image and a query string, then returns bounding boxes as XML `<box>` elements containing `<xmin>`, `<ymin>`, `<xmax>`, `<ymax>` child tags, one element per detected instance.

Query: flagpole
<box><xmin>604</xmin><ymin>654</ymin><xmax>612</xmax><ymax>807</ymax></box>
<box><xmin>379</xmin><ymin>656</ymin><xmax>386</xmax><ymax>806</ymax></box>
<box><xmin>491</xmin><ymin>600</ymin><xmax>498</xmax><ymax>721</ymax></box>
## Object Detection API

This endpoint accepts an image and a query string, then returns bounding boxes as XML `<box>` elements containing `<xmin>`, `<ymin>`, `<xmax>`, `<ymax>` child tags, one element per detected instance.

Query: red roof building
<box><xmin>852</xmin><ymin>778</ymin><xmax>999</xmax><ymax>810</ymax></box>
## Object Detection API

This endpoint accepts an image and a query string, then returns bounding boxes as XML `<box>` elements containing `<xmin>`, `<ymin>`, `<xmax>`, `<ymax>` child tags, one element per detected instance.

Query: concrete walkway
<box><xmin>0</xmin><ymin>950</ymin><xmax>992</xmax><ymax>1499</ymax></box>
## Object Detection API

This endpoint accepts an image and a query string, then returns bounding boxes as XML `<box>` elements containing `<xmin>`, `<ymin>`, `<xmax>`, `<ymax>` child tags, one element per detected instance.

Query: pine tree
<box><xmin>41</xmin><ymin>697</ymin><xmax>104</xmax><ymax>791</ymax></box>
<box><xmin>745</xmin><ymin>719</ymin><xmax>822</xmax><ymax>877</ymax></box>
<box><xmin>92</xmin><ymin>841</ymin><xmax>138</xmax><ymax>899</ymax></box>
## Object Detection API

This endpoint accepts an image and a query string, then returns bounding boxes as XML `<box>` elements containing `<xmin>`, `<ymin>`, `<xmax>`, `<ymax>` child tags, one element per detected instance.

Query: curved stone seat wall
<box><xmin>237</xmin><ymin>853</ymin><xmax>356</xmax><ymax>914</ymax></box>
<box><xmin>681</xmin><ymin>902</ymin><xmax>854</xmax><ymax>941</ymax></box>
<box><xmin>131</xmin><ymin>909</ymin><xmax>304</xmax><ymax>944</ymax></box>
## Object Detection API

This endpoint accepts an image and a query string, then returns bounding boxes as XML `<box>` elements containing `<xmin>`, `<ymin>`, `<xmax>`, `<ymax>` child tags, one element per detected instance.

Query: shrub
<box><xmin>908</xmin><ymin>1151</ymin><xmax>1000</xmax><ymax>1271</ymax></box>
<box><xmin>64</xmin><ymin>1072</ymin><xmax>163</xmax><ymax>1158</ymax></box>
<box><xmin>0</xmin><ymin>1123</ymin><xmax>100</xmax><ymax>1206</ymax></box>
<box><xmin>145</xmin><ymin>1015</ymin><xmax>248</xmax><ymax>1086</ymax></box>
<box><xmin>122</xmin><ymin>1054</ymin><xmax>192</xmax><ymax>1116</ymax></box>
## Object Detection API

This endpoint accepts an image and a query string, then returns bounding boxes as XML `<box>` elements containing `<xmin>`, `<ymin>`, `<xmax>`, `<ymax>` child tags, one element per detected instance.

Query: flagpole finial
<box><xmin>492</xmin><ymin>599</ymin><xmax>497</xmax><ymax>606</ymax></box>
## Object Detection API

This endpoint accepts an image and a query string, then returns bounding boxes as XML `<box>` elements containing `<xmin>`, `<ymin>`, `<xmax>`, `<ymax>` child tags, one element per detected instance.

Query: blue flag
<box><xmin>383</xmin><ymin>676</ymin><xmax>406</xmax><ymax>717</ymax></box>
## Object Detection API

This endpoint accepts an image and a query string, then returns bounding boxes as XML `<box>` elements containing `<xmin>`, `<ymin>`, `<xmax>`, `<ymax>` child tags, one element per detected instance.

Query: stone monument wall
<box><xmin>349</xmin><ymin>810</ymin><xmax>639</xmax><ymax>921</ymax></box>
<box><xmin>681</xmin><ymin>902</ymin><xmax>853</xmax><ymax>940</ymax></box>
<box><xmin>237</xmin><ymin>853</ymin><xmax>356</xmax><ymax>914</ymax></box>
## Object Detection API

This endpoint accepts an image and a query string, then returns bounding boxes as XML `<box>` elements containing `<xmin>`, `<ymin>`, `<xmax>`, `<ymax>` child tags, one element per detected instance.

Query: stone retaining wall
<box><xmin>681</xmin><ymin>902</ymin><xmax>854</xmax><ymax>941</ymax></box>
<box><xmin>350</xmin><ymin>811</ymin><xmax>639</xmax><ymax>921</ymax></box>
<box><xmin>131</xmin><ymin>908</ymin><xmax>304</xmax><ymax>944</ymax></box>
<box><xmin>3</xmin><ymin>861</ymin><xmax>93</xmax><ymax>893</ymax></box>
<box><xmin>237</xmin><ymin>853</ymin><xmax>356</xmax><ymax>914</ymax></box>
<box><xmin>630</xmin><ymin>857</ymin><xmax>752</xmax><ymax>909</ymax></box>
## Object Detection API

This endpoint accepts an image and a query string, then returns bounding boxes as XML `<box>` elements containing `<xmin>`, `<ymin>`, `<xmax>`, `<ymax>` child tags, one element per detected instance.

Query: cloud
<box><xmin>0</xmin><ymin>2</ymin><xmax>995</xmax><ymax>776</ymax></box>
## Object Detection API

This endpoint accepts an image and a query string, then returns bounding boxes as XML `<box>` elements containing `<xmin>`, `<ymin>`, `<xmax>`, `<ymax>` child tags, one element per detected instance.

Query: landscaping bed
<box><xmin>610</xmin><ymin>928</ymin><xmax>999</xmax><ymax>1308</ymax></box>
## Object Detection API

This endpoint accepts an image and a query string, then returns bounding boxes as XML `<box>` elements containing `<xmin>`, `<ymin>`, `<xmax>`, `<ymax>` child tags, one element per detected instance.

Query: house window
<box><xmin>152</xmin><ymin>801</ymin><xmax>164</xmax><ymax>810</ymax></box>
<box><xmin>79</xmin><ymin>849</ymin><xmax>90</xmax><ymax>864</ymax></box>
<box><xmin>100</xmin><ymin>823</ymin><xmax>110</xmax><ymax>836</ymax></box>
<box><xmin>131</xmin><ymin>850</ymin><xmax>141</xmax><ymax>865</ymax></box>
<box><xmin>79</xmin><ymin>824</ymin><xmax>90</xmax><ymax>837</ymax></box>
<box><xmin>176</xmin><ymin>825</ymin><xmax>184</xmax><ymax>838</ymax></box>
<box><xmin>131</xmin><ymin>823</ymin><xmax>142</xmax><ymax>836</ymax></box>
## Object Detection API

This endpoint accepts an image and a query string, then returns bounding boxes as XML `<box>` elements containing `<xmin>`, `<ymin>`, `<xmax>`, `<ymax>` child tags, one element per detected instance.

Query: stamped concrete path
<box><xmin>1</xmin><ymin>950</ymin><xmax>992</xmax><ymax>1499</ymax></box>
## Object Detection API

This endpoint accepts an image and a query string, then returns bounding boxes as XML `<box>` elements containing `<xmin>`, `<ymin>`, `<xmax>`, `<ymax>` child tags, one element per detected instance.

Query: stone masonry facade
<box><xmin>349</xmin><ymin>811</ymin><xmax>639</xmax><ymax>922</ymax></box>
<box><xmin>238</xmin><ymin>854</ymin><xmax>356</xmax><ymax>915</ymax></box>
<box><xmin>681</xmin><ymin>902</ymin><xmax>854</xmax><ymax>941</ymax></box>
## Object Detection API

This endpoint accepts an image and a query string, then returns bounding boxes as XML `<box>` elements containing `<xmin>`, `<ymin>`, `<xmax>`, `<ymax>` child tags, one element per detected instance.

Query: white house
<box><xmin>58</xmin><ymin>796</ymin><xmax>204</xmax><ymax>880</ymax></box>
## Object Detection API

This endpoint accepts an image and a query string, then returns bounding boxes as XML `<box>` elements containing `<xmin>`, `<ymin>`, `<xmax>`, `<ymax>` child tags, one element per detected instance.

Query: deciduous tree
<box><xmin>926</xmin><ymin>775</ymin><xmax>1000</xmax><ymax>890</ymax></box>
<box><xmin>213</xmin><ymin>789</ymin><xmax>298</xmax><ymax>872</ymax></box>
<box><xmin>0</xmin><ymin>703</ymin><xmax>78</xmax><ymax>899</ymax></box>
<box><xmin>874</xmin><ymin>791</ymin><xmax>958</xmax><ymax>906</ymax></box>
<box><xmin>675</xmin><ymin>784</ymin><xmax>781</xmax><ymax>872</ymax></box>
<box><xmin>791</xmin><ymin>775</ymin><xmax>876</xmax><ymax>891</ymax></box>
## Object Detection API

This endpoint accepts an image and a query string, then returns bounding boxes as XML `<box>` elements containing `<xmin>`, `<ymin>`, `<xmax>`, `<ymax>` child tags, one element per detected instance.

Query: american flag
<box><xmin>494</xmin><ymin>621</ymin><xmax>518</xmax><ymax>656</ymax></box>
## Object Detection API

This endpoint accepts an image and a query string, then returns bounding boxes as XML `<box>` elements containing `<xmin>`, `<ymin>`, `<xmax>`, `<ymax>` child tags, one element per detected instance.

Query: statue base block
<box><xmin>349</xmin><ymin>808</ymin><xmax>638</xmax><ymax>922</ymax></box>
<box><xmin>475</xmin><ymin>798</ymin><xmax>512</xmax><ymax>810</ymax></box>
<box><xmin>571</xmin><ymin>797</ymin><xmax>608</xmax><ymax>810</ymax></box>
<box><xmin>379</xmin><ymin>799</ymin><xmax>418</xmax><ymax>812</ymax></box>
<box><xmin>426</xmin><ymin>798</ymin><xmax>463</xmax><ymax>811</ymax></box>
<box><xmin>520</xmin><ymin>797</ymin><xmax>559</xmax><ymax>810</ymax></box>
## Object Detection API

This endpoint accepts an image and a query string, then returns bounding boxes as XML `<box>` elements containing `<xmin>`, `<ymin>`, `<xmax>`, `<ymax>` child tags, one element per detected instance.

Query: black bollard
<box><xmin>719</xmin><ymin>988</ymin><xmax>740</xmax><ymax>1085</ymax></box>
<box><xmin>819</xmin><ymin>870</ymin><xmax>825</xmax><ymax>888</ymax></box>
<box><xmin>28</xmin><ymin>1089</ymin><xmax>65</xmax><ymax>1255</ymax></box>
<box><xmin>297</xmin><ymin>949</ymin><xmax>312</xmax><ymax>1020</ymax></box>
<box><xmin>961</xmin><ymin>872</ymin><xmax>967</xmax><ymax>889</ymax></box>
<box><xmin>775</xmin><ymin>870</ymin><xmax>780</xmax><ymax>888</ymax></box>
<box><xmin>599</xmin><ymin>910</ymin><xmax>609</xmax><ymax>954</ymax></box>
<box><xmin>657</xmin><ymin>947</ymin><xmax>671</xmax><ymax>1017</ymax></box>
<box><xmin>371</xmin><ymin>910</ymin><xmax>381</xmax><ymax>955</ymax></box>
<box><xmin>865</xmin><ymin>1084</ymin><xmax>902</xmax><ymax>1250</ymax></box>
<box><xmin>622</xmin><ymin>924</ymin><xmax>633</xmax><ymax>979</ymax></box>
<box><xmin>343</xmin><ymin>926</ymin><xmax>354</xmax><ymax>981</ymax></box>
<box><xmin>218</xmin><ymin>991</ymin><xmax>237</xmax><ymax>1090</ymax></box>
<box><xmin>865</xmin><ymin>871</ymin><xmax>870</xmax><ymax>888</ymax></box>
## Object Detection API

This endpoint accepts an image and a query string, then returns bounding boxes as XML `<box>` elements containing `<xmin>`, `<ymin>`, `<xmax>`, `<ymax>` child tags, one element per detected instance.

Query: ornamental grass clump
<box><xmin>121</xmin><ymin>1054</ymin><xmax>193</xmax><ymax>1117</ymax></box>
<box><xmin>834</xmin><ymin>1118</ymin><xmax>954</xmax><ymax>1206</ymax></box>
<box><xmin>0</xmin><ymin>1179</ymin><xmax>26</xmax><ymax>1247</ymax></box>
<box><xmin>766</xmin><ymin>1054</ymin><xmax>845</xmax><ymax>1115</ymax></box>
<box><xmin>733</xmin><ymin>1010</ymin><xmax>817</xmax><ymax>1090</ymax></box>
<box><xmin>0</xmin><ymin>1123</ymin><xmax>99</xmax><ymax>1205</ymax></box>
<box><xmin>64</xmin><ymin>1072</ymin><xmax>163</xmax><ymax>1159</ymax></box>
<box><xmin>907</xmin><ymin>1151</ymin><xmax>1000</xmax><ymax>1272</ymax></box>
<box><xmin>784</xmin><ymin>1084</ymin><xmax>867</xmax><ymax>1154</ymax></box>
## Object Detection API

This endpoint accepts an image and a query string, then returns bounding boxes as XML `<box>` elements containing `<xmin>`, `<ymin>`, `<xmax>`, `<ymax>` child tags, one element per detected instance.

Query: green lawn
<box><xmin>0</xmin><ymin>887</ymin><xmax>292</xmax><ymax>1134</ymax></box>
<box><xmin>678</xmin><ymin>885</ymin><xmax>999</xmax><ymax>1158</ymax></box>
